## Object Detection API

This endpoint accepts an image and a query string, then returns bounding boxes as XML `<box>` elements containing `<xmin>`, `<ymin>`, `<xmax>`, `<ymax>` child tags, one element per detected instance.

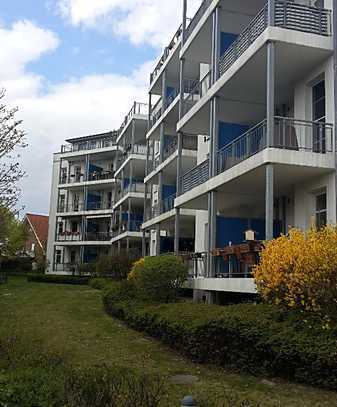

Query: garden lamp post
<box><xmin>181</xmin><ymin>395</ymin><xmax>197</xmax><ymax>406</ymax></box>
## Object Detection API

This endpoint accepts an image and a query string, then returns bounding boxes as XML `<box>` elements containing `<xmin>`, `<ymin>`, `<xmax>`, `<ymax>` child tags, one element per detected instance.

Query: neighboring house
<box><xmin>23</xmin><ymin>213</ymin><xmax>49</xmax><ymax>260</ymax></box>
<box><xmin>48</xmin><ymin>0</ymin><xmax>337</xmax><ymax>302</ymax></box>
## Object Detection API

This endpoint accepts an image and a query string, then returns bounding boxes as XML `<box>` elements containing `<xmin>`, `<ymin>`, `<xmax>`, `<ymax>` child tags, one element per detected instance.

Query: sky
<box><xmin>0</xmin><ymin>0</ymin><xmax>201</xmax><ymax>215</ymax></box>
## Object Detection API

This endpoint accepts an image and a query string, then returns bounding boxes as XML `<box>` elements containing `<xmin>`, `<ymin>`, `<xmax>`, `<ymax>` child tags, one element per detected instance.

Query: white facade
<box><xmin>47</xmin><ymin>0</ymin><xmax>337</xmax><ymax>299</ymax></box>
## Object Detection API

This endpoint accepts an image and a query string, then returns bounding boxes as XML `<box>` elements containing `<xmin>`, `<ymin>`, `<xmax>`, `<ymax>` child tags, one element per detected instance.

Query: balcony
<box><xmin>149</xmin><ymin>80</ymin><xmax>198</xmax><ymax>131</ymax></box>
<box><xmin>58</xmin><ymin>201</ymin><xmax>113</xmax><ymax>213</ymax></box>
<box><xmin>56</xmin><ymin>231</ymin><xmax>111</xmax><ymax>242</ymax></box>
<box><xmin>150</xmin><ymin>24</ymin><xmax>184</xmax><ymax>85</ymax></box>
<box><xmin>111</xmin><ymin>220</ymin><xmax>143</xmax><ymax>238</ymax></box>
<box><xmin>119</xmin><ymin>102</ymin><xmax>148</xmax><ymax>136</ymax></box>
<box><xmin>180</xmin><ymin>117</ymin><xmax>333</xmax><ymax>194</ymax></box>
<box><xmin>183</xmin><ymin>1</ymin><xmax>332</xmax><ymax>115</ymax></box>
<box><xmin>61</xmin><ymin>138</ymin><xmax>116</xmax><ymax>154</ymax></box>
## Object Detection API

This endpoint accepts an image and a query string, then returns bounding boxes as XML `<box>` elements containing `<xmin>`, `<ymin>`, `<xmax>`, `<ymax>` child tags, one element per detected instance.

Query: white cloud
<box><xmin>0</xmin><ymin>20</ymin><xmax>59</xmax><ymax>80</ymax></box>
<box><xmin>57</xmin><ymin>0</ymin><xmax>202</xmax><ymax>48</ymax></box>
<box><xmin>0</xmin><ymin>19</ymin><xmax>153</xmax><ymax>214</ymax></box>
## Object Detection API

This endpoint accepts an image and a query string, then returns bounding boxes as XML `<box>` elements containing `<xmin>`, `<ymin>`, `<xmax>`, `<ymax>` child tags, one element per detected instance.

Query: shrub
<box><xmin>128</xmin><ymin>255</ymin><xmax>188</xmax><ymax>303</ymax></box>
<box><xmin>77</xmin><ymin>263</ymin><xmax>96</xmax><ymax>276</ymax></box>
<box><xmin>103</xmin><ymin>299</ymin><xmax>337</xmax><ymax>390</ymax></box>
<box><xmin>0</xmin><ymin>256</ymin><xmax>32</xmax><ymax>274</ymax></box>
<box><xmin>254</xmin><ymin>227</ymin><xmax>337</xmax><ymax>323</ymax></box>
<box><xmin>95</xmin><ymin>250</ymin><xmax>140</xmax><ymax>280</ymax></box>
<box><xmin>27</xmin><ymin>273</ymin><xmax>90</xmax><ymax>285</ymax></box>
<box><xmin>89</xmin><ymin>278</ymin><xmax>109</xmax><ymax>290</ymax></box>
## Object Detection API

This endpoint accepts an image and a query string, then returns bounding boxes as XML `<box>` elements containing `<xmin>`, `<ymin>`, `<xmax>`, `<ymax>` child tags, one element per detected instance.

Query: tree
<box><xmin>0</xmin><ymin>206</ymin><xmax>27</xmax><ymax>259</ymax></box>
<box><xmin>0</xmin><ymin>88</ymin><xmax>26</xmax><ymax>209</ymax></box>
<box><xmin>254</xmin><ymin>227</ymin><xmax>337</xmax><ymax>324</ymax></box>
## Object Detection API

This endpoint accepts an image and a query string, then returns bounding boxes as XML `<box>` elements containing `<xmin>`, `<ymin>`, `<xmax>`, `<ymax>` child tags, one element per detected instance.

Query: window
<box><xmin>55</xmin><ymin>250</ymin><xmax>62</xmax><ymax>264</ymax></box>
<box><xmin>312</xmin><ymin>80</ymin><xmax>326</xmax><ymax>153</ymax></box>
<box><xmin>70</xmin><ymin>250</ymin><xmax>76</xmax><ymax>264</ymax></box>
<box><xmin>58</xmin><ymin>222</ymin><xmax>63</xmax><ymax>235</ymax></box>
<box><xmin>71</xmin><ymin>221</ymin><xmax>78</xmax><ymax>233</ymax></box>
<box><xmin>58</xmin><ymin>195</ymin><xmax>65</xmax><ymax>211</ymax></box>
<box><xmin>316</xmin><ymin>193</ymin><xmax>327</xmax><ymax>229</ymax></box>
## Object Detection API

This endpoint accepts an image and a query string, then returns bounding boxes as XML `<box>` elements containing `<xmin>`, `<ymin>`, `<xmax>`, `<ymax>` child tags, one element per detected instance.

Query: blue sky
<box><xmin>0</xmin><ymin>0</ymin><xmax>156</xmax><ymax>84</ymax></box>
<box><xmin>0</xmin><ymin>0</ymin><xmax>200</xmax><ymax>215</ymax></box>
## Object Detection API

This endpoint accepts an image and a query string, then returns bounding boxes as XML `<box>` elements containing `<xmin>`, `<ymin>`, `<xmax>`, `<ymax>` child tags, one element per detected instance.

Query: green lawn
<box><xmin>1</xmin><ymin>277</ymin><xmax>337</xmax><ymax>406</ymax></box>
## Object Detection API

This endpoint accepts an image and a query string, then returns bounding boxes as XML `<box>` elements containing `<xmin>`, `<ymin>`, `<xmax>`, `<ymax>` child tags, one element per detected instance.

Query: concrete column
<box><xmin>207</xmin><ymin>191</ymin><xmax>217</xmax><ymax>277</ymax></box>
<box><xmin>156</xmin><ymin>223</ymin><xmax>161</xmax><ymax>256</ymax></box>
<box><xmin>265</xmin><ymin>164</ymin><xmax>274</xmax><ymax>241</ymax></box>
<box><xmin>174</xmin><ymin>132</ymin><xmax>183</xmax><ymax>255</ymax></box>
<box><xmin>159</xmin><ymin>122</ymin><xmax>165</xmax><ymax>163</ymax></box>
<box><xmin>179</xmin><ymin>58</ymin><xmax>185</xmax><ymax>119</ymax></box>
<box><xmin>127</xmin><ymin>197</ymin><xmax>131</xmax><ymax>231</ymax></box>
<box><xmin>158</xmin><ymin>171</ymin><xmax>163</xmax><ymax>214</ymax></box>
<box><xmin>181</xmin><ymin>0</ymin><xmax>187</xmax><ymax>45</ymax></box>
<box><xmin>211</xmin><ymin>7</ymin><xmax>220</xmax><ymax>84</ymax></box>
<box><xmin>142</xmin><ymin>230</ymin><xmax>147</xmax><ymax>257</ymax></box>
<box><xmin>161</xmin><ymin>69</ymin><xmax>167</xmax><ymax>111</ymax></box>
<box><xmin>85</xmin><ymin>154</ymin><xmax>89</xmax><ymax>181</ymax></box>
<box><xmin>148</xmin><ymin>92</ymin><xmax>152</xmax><ymax>132</ymax></box>
<box><xmin>333</xmin><ymin>0</ymin><xmax>337</xmax><ymax>221</ymax></box>
<box><xmin>266</xmin><ymin>41</ymin><xmax>275</xmax><ymax>147</ymax></box>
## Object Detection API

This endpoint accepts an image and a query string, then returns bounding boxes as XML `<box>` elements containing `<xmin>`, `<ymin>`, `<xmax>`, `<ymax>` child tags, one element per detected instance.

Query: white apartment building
<box><xmin>47</xmin><ymin>0</ymin><xmax>337</xmax><ymax>302</ymax></box>
<box><xmin>169</xmin><ymin>0</ymin><xmax>337</xmax><ymax>300</ymax></box>
<box><xmin>47</xmin><ymin>132</ymin><xmax>118</xmax><ymax>273</ymax></box>
<box><xmin>46</xmin><ymin>103</ymin><xmax>149</xmax><ymax>273</ymax></box>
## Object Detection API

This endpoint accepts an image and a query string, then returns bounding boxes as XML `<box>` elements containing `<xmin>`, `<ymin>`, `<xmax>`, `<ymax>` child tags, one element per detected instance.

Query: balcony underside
<box><xmin>178</xmin><ymin>27</ymin><xmax>333</xmax><ymax>134</ymax></box>
<box><xmin>58</xmin><ymin>179</ymin><xmax>116</xmax><ymax>190</ymax></box>
<box><xmin>175</xmin><ymin>148</ymin><xmax>335</xmax><ymax>212</ymax></box>
<box><xmin>142</xmin><ymin>208</ymin><xmax>195</xmax><ymax>230</ymax></box>
<box><xmin>115</xmin><ymin>155</ymin><xmax>146</xmax><ymax>178</ymax></box>
<box><xmin>186</xmin><ymin>277</ymin><xmax>256</xmax><ymax>294</ymax></box>
<box><xmin>111</xmin><ymin>231</ymin><xmax>143</xmax><ymax>244</ymax></box>
<box><xmin>60</xmin><ymin>146</ymin><xmax>117</xmax><ymax>160</ymax></box>
<box><xmin>113</xmin><ymin>193</ymin><xmax>145</xmax><ymax>210</ymax></box>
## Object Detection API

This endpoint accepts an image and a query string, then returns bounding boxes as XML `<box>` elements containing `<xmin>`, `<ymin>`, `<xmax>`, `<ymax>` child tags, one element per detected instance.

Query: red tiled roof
<box><xmin>25</xmin><ymin>213</ymin><xmax>49</xmax><ymax>251</ymax></box>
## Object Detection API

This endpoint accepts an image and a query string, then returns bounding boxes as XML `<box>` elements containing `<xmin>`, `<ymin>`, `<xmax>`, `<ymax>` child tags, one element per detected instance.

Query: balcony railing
<box><xmin>180</xmin><ymin>159</ymin><xmax>209</xmax><ymax>194</ymax></box>
<box><xmin>84</xmin><ymin>231</ymin><xmax>111</xmax><ymax>241</ymax></box>
<box><xmin>61</xmin><ymin>138</ymin><xmax>116</xmax><ymax>153</ymax></box>
<box><xmin>88</xmin><ymin>170</ymin><xmax>115</xmax><ymax>182</ymax></box>
<box><xmin>183</xmin><ymin>1</ymin><xmax>332</xmax><ymax>116</ymax></box>
<box><xmin>185</xmin><ymin>0</ymin><xmax>213</xmax><ymax>42</ymax></box>
<box><xmin>150</xmin><ymin>24</ymin><xmax>183</xmax><ymax>85</ymax></box>
<box><xmin>219</xmin><ymin>1</ymin><xmax>331</xmax><ymax>78</ymax></box>
<box><xmin>180</xmin><ymin>117</ymin><xmax>333</xmax><ymax>195</ymax></box>
<box><xmin>163</xmin><ymin>193</ymin><xmax>176</xmax><ymax>213</ymax></box>
<box><xmin>184</xmin><ymin>70</ymin><xmax>211</xmax><ymax>115</ymax></box>
<box><xmin>217</xmin><ymin>117</ymin><xmax>333</xmax><ymax>176</ymax></box>
<box><xmin>57</xmin><ymin>232</ymin><xmax>82</xmax><ymax>242</ymax></box>
<box><xmin>112</xmin><ymin>220</ymin><xmax>143</xmax><ymax>237</ymax></box>
<box><xmin>58</xmin><ymin>201</ymin><xmax>113</xmax><ymax>213</ymax></box>
<box><xmin>119</xmin><ymin>102</ymin><xmax>148</xmax><ymax>135</ymax></box>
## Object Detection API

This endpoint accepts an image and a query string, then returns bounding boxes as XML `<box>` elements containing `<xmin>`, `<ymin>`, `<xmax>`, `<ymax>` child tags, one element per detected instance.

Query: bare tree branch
<box><xmin>0</xmin><ymin>88</ymin><xmax>27</xmax><ymax>209</ymax></box>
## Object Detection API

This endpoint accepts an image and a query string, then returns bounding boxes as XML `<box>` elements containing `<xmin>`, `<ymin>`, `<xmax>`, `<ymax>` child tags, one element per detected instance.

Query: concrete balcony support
<box><xmin>265</xmin><ymin>164</ymin><xmax>274</xmax><ymax>241</ymax></box>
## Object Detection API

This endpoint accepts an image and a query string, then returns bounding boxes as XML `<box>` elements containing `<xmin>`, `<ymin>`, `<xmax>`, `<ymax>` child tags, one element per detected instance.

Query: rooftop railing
<box><xmin>119</xmin><ymin>102</ymin><xmax>148</xmax><ymax>136</ymax></box>
<box><xmin>185</xmin><ymin>0</ymin><xmax>213</xmax><ymax>42</ymax></box>
<box><xmin>183</xmin><ymin>1</ymin><xmax>332</xmax><ymax>116</ymax></box>
<box><xmin>61</xmin><ymin>138</ymin><xmax>116</xmax><ymax>154</ymax></box>
<box><xmin>150</xmin><ymin>24</ymin><xmax>183</xmax><ymax>84</ymax></box>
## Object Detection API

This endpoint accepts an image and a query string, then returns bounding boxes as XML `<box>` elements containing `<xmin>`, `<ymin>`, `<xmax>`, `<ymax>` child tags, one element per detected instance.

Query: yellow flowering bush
<box><xmin>254</xmin><ymin>226</ymin><xmax>337</xmax><ymax>321</ymax></box>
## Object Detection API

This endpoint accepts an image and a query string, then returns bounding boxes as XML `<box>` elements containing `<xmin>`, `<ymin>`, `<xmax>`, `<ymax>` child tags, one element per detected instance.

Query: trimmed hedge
<box><xmin>27</xmin><ymin>273</ymin><xmax>90</xmax><ymax>285</ymax></box>
<box><xmin>103</xmin><ymin>296</ymin><xmax>337</xmax><ymax>390</ymax></box>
